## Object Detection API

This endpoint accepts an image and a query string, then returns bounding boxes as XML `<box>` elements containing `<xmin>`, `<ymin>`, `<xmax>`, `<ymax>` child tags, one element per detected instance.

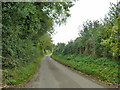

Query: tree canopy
<box><xmin>2</xmin><ymin>2</ymin><xmax>74</xmax><ymax>68</ymax></box>
<box><xmin>53</xmin><ymin>2</ymin><xmax>120</xmax><ymax>60</ymax></box>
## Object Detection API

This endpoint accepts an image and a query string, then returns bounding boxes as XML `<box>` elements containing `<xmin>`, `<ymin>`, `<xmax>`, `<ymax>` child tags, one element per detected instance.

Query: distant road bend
<box><xmin>26</xmin><ymin>55</ymin><xmax>109</xmax><ymax>88</ymax></box>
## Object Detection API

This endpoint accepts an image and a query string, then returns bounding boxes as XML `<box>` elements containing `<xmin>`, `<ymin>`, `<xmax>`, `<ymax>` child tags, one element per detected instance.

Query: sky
<box><xmin>51</xmin><ymin>0</ymin><xmax>117</xmax><ymax>45</ymax></box>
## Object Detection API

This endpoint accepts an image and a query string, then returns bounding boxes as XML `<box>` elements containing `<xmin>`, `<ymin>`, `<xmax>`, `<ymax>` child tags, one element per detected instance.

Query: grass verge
<box><xmin>3</xmin><ymin>55</ymin><xmax>44</xmax><ymax>86</ymax></box>
<box><xmin>51</xmin><ymin>54</ymin><xmax>119</xmax><ymax>86</ymax></box>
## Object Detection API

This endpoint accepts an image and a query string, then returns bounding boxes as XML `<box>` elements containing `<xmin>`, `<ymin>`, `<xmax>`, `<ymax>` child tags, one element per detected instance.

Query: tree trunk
<box><xmin>79</xmin><ymin>47</ymin><xmax>82</xmax><ymax>55</ymax></box>
<box><xmin>85</xmin><ymin>46</ymin><xmax>88</xmax><ymax>56</ymax></box>
<box><xmin>88</xmin><ymin>44</ymin><xmax>91</xmax><ymax>55</ymax></box>
<box><xmin>93</xmin><ymin>46</ymin><xmax>96</xmax><ymax>58</ymax></box>
<box><xmin>103</xmin><ymin>48</ymin><xmax>107</xmax><ymax>57</ymax></box>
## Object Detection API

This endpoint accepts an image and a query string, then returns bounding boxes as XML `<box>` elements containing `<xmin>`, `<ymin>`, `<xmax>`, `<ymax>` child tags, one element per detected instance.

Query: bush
<box><xmin>52</xmin><ymin>54</ymin><xmax>119</xmax><ymax>84</ymax></box>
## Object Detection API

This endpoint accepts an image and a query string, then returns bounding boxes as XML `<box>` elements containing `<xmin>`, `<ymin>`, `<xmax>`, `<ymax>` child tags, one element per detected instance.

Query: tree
<box><xmin>100</xmin><ymin>2</ymin><xmax>120</xmax><ymax>60</ymax></box>
<box><xmin>2</xmin><ymin>2</ymin><xmax>74</xmax><ymax>68</ymax></box>
<box><xmin>53</xmin><ymin>43</ymin><xmax>65</xmax><ymax>55</ymax></box>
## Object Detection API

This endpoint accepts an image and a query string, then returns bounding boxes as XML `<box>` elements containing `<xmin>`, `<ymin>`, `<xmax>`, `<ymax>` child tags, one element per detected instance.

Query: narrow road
<box><xmin>25</xmin><ymin>55</ymin><xmax>108</xmax><ymax>88</ymax></box>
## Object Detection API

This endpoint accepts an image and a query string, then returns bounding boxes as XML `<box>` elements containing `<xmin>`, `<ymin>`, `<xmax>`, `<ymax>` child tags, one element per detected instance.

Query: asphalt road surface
<box><xmin>25</xmin><ymin>55</ymin><xmax>109</xmax><ymax>88</ymax></box>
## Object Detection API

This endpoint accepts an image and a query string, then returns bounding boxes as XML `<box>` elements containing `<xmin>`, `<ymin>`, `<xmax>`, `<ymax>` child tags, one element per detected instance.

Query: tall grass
<box><xmin>52</xmin><ymin>54</ymin><xmax>119</xmax><ymax>85</ymax></box>
<box><xmin>3</xmin><ymin>55</ymin><xmax>44</xmax><ymax>85</ymax></box>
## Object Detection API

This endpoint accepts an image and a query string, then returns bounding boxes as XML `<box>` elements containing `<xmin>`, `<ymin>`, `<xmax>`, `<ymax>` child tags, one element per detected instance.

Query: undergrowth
<box><xmin>3</xmin><ymin>55</ymin><xmax>44</xmax><ymax>85</ymax></box>
<box><xmin>51</xmin><ymin>54</ymin><xmax>119</xmax><ymax>85</ymax></box>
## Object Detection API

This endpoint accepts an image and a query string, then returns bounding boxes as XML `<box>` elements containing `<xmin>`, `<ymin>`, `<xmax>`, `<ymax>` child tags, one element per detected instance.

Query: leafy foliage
<box><xmin>53</xmin><ymin>2</ymin><xmax>120</xmax><ymax>60</ymax></box>
<box><xmin>3</xmin><ymin>56</ymin><xmax>43</xmax><ymax>85</ymax></box>
<box><xmin>52</xmin><ymin>54</ymin><xmax>119</xmax><ymax>84</ymax></box>
<box><xmin>52</xmin><ymin>2</ymin><xmax>120</xmax><ymax>85</ymax></box>
<box><xmin>2</xmin><ymin>2</ymin><xmax>74</xmax><ymax>85</ymax></box>
<box><xmin>2</xmin><ymin>2</ymin><xmax>73</xmax><ymax>68</ymax></box>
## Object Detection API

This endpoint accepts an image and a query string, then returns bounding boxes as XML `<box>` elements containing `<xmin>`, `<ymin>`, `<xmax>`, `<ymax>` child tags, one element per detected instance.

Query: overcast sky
<box><xmin>51</xmin><ymin>0</ymin><xmax>117</xmax><ymax>45</ymax></box>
